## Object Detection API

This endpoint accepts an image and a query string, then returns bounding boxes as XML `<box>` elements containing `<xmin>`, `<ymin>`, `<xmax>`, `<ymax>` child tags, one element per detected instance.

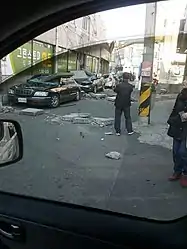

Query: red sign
<box><xmin>141</xmin><ymin>61</ymin><xmax>152</xmax><ymax>77</ymax></box>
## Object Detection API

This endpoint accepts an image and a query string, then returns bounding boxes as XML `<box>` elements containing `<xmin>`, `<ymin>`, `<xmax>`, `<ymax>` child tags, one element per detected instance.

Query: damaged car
<box><xmin>8</xmin><ymin>73</ymin><xmax>81</xmax><ymax>108</ymax></box>
<box><xmin>72</xmin><ymin>70</ymin><xmax>104</xmax><ymax>93</ymax></box>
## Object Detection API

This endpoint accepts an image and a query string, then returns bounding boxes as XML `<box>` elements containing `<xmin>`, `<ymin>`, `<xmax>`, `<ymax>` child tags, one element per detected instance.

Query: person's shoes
<box><xmin>180</xmin><ymin>175</ymin><xmax>187</xmax><ymax>187</ymax></box>
<box><xmin>168</xmin><ymin>172</ymin><xmax>182</xmax><ymax>181</ymax></box>
<box><xmin>116</xmin><ymin>133</ymin><xmax>121</xmax><ymax>136</ymax></box>
<box><xmin>128</xmin><ymin>131</ymin><xmax>134</xmax><ymax>135</ymax></box>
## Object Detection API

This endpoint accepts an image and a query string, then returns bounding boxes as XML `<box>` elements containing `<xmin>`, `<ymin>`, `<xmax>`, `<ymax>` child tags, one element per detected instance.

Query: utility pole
<box><xmin>139</xmin><ymin>2</ymin><xmax>157</xmax><ymax>124</ymax></box>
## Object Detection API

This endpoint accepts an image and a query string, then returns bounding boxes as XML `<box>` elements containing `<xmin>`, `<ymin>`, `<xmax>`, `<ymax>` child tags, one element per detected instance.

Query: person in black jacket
<box><xmin>114</xmin><ymin>72</ymin><xmax>134</xmax><ymax>136</ymax></box>
<box><xmin>167</xmin><ymin>88</ymin><xmax>187</xmax><ymax>187</ymax></box>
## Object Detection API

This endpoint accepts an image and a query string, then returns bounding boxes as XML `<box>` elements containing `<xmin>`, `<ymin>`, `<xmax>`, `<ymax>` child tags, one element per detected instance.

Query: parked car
<box><xmin>72</xmin><ymin>70</ymin><xmax>104</xmax><ymax>93</ymax></box>
<box><xmin>8</xmin><ymin>73</ymin><xmax>81</xmax><ymax>108</ymax></box>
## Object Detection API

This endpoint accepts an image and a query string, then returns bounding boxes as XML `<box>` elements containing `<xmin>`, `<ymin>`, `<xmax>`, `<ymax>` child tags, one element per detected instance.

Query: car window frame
<box><xmin>0</xmin><ymin>122</ymin><xmax>4</xmax><ymax>141</ymax></box>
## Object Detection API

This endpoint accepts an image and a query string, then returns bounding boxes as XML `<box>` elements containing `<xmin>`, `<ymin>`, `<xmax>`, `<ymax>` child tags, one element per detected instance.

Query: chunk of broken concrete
<box><xmin>92</xmin><ymin>117</ymin><xmax>114</xmax><ymax>126</ymax></box>
<box><xmin>85</xmin><ymin>93</ymin><xmax>92</xmax><ymax>99</ymax></box>
<box><xmin>89</xmin><ymin>93</ymin><xmax>107</xmax><ymax>99</ymax></box>
<box><xmin>104</xmin><ymin>89</ymin><xmax>116</xmax><ymax>97</ymax></box>
<box><xmin>105</xmin><ymin>132</ymin><xmax>113</xmax><ymax>135</ymax></box>
<box><xmin>1</xmin><ymin>106</ymin><xmax>15</xmax><ymax>113</ymax></box>
<box><xmin>51</xmin><ymin>116</ymin><xmax>63</xmax><ymax>125</ymax></box>
<box><xmin>160</xmin><ymin>88</ymin><xmax>167</xmax><ymax>94</ymax></box>
<box><xmin>19</xmin><ymin>108</ymin><xmax>44</xmax><ymax>116</ymax></box>
<box><xmin>105</xmin><ymin>151</ymin><xmax>121</xmax><ymax>160</ymax></box>
<box><xmin>72</xmin><ymin>117</ymin><xmax>90</xmax><ymax>124</ymax></box>
<box><xmin>106</xmin><ymin>96</ymin><xmax>116</xmax><ymax>102</ymax></box>
<box><xmin>62</xmin><ymin>113</ymin><xmax>91</xmax><ymax>122</ymax></box>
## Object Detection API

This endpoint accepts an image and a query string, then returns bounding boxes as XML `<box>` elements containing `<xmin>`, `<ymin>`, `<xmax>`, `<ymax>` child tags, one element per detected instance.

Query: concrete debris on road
<box><xmin>105</xmin><ymin>151</ymin><xmax>121</xmax><ymax>160</ymax></box>
<box><xmin>19</xmin><ymin>108</ymin><xmax>44</xmax><ymax>116</ymax></box>
<box><xmin>104</xmin><ymin>89</ymin><xmax>116</xmax><ymax>97</ymax></box>
<box><xmin>72</xmin><ymin>117</ymin><xmax>90</xmax><ymax>124</ymax></box>
<box><xmin>92</xmin><ymin>117</ymin><xmax>114</xmax><ymax>126</ymax></box>
<box><xmin>89</xmin><ymin>93</ymin><xmax>107</xmax><ymax>99</ymax></box>
<box><xmin>160</xmin><ymin>88</ymin><xmax>167</xmax><ymax>94</ymax></box>
<box><xmin>0</xmin><ymin>106</ymin><xmax>15</xmax><ymax>113</ymax></box>
<box><xmin>105</xmin><ymin>132</ymin><xmax>113</xmax><ymax>135</ymax></box>
<box><xmin>62</xmin><ymin>113</ymin><xmax>91</xmax><ymax>122</ymax></box>
<box><xmin>84</xmin><ymin>93</ymin><xmax>92</xmax><ymax>99</ymax></box>
<box><xmin>60</xmin><ymin>113</ymin><xmax>114</xmax><ymax>127</ymax></box>
<box><xmin>106</xmin><ymin>96</ymin><xmax>116</xmax><ymax>102</ymax></box>
<box><xmin>51</xmin><ymin>116</ymin><xmax>63</xmax><ymax>125</ymax></box>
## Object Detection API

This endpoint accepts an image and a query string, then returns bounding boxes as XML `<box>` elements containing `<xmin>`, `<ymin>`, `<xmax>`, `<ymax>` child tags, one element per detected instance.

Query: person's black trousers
<box><xmin>114</xmin><ymin>107</ymin><xmax>133</xmax><ymax>133</ymax></box>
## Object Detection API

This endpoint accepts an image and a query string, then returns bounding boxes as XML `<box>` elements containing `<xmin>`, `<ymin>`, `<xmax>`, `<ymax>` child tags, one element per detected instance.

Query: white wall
<box><xmin>36</xmin><ymin>14</ymin><xmax>106</xmax><ymax>49</ymax></box>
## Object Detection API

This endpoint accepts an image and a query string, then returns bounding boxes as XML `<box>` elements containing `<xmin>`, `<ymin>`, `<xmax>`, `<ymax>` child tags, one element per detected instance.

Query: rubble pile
<box><xmin>89</xmin><ymin>93</ymin><xmax>107</xmax><ymax>99</ymax></box>
<box><xmin>160</xmin><ymin>88</ymin><xmax>167</xmax><ymax>94</ymax></box>
<box><xmin>45</xmin><ymin>112</ymin><xmax>115</xmax><ymax>127</ymax></box>
<box><xmin>72</xmin><ymin>117</ymin><xmax>91</xmax><ymax>124</ymax></box>
<box><xmin>61</xmin><ymin>113</ymin><xmax>91</xmax><ymax>122</ymax></box>
<box><xmin>51</xmin><ymin>116</ymin><xmax>63</xmax><ymax>125</ymax></box>
<box><xmin>0</xmin><ymin>106</ymin><xmax>15</xmax><ymax>113</ymax></box>
<box><xmin>91</xmin><ymin>117</ymin><xmax>114</xmax><ymax>126</ymax></box>
<box><xmin>104</xmin><ymin>89</ymin><xmax>116</xmax><ymax>97</ymax></box>
<box><xmin>106</xmin><ymin>96</ymin><xmax>116</xmax><ymax>102</ymax></box>
<box><xmin>84</xmin><ymin>90</ymin><xmax>117</xmax><ymax>102</ymax></box>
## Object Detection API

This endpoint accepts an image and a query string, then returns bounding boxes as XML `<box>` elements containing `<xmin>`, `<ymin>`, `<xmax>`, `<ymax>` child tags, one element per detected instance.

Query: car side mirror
<box><xmin>0</xmin><ymin>120</ymin><xmax>23</xmax><ymax>167</ymax></box>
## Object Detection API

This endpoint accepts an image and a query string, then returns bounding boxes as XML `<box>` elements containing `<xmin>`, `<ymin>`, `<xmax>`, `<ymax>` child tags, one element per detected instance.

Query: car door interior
<box><xmin>0</xmin><ymin>191</ymin><xmax>186</xmax><ymax>249</ymax></box>
<box><xmin>0</xmin><ymin>0</ymin><xmax>186</xmax><ymax>245</ymax></box>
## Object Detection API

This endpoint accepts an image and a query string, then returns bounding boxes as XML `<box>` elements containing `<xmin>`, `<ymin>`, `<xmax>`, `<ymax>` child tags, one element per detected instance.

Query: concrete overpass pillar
<box><xmin>54</xmin><ymin>27</ymin><xmax>58</xmax><ymax>73</ymax></box>
<box><xmin>139</xmin><ymin>2</ymin><xmax>157</xmax><ymax>125</ymax></box>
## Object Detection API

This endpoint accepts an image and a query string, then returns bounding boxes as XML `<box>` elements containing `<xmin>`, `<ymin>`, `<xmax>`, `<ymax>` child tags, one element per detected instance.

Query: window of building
<box><xmin>82</xmin><ymin>16</ymin><xmax>90</xmax><ymax>30</ymax></box>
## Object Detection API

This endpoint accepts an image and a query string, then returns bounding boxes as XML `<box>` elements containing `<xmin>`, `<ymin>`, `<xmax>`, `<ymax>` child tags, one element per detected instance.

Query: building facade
<box><xmin>1</xmin><ymin>14</ymin><xmax>110</xmax><ymax>81</ymax></box>
<box><xmin>110</xmin><ymin>1</ymin><xmax>186</xmax><ymax>83</ymax></box>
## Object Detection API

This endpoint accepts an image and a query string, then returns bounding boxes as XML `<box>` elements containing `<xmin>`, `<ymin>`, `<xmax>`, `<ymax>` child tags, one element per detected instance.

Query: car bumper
<box><xmin>8</xmin><ymin>95</ymin><xmax>51</xmax><ymax>106</ymax></box>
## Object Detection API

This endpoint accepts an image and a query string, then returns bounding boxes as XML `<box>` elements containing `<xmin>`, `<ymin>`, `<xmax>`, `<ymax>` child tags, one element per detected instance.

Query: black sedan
<box><xmin>8</xmin><ymin>73</ymin><xmax>82</xmax><ymax>108</ymax></box>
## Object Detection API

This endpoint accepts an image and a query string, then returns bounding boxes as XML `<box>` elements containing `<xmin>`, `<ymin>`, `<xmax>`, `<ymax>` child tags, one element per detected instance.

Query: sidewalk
<box><xmin>133</xmin><ymin>99</ymin><xmax>174</xmax><ymax>150</ymax></box>
<box><xmin>106</xmin><ymin>99</ymin><xmax>187</xmax><ymax>220</ymax></box>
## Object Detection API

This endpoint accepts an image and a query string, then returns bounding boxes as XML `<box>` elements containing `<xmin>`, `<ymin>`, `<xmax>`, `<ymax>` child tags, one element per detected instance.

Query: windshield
<box><xmin>28</xmin><ymin>78</ymin><xmax>59</xmax><ymax>87</ymax></box>
<box><xmin>72</xmin><ymin>70</ymin><xmax>88</xmax><ymax>79</ymax></box>
<box><xmin>2</xmin><ymin>0</ymin><xmax>187</xmax><ymax>221</ymax></box>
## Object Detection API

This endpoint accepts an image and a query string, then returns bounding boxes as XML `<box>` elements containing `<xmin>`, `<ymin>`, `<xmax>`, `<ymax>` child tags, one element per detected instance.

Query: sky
<box><xmin>99</xmin><ymin>0</ymin><xmax>187</xmax><ymax>40</ymax></box>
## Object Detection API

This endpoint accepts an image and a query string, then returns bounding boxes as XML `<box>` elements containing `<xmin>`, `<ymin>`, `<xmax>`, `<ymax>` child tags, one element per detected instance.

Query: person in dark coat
<box><xmin>167</xmin><ymin>88</ymin><xmax>187</xmax><ymax>187</ymax></box>
<box><xmin>114</xmin><ymin>72</ymin><xmax>134</xmax><ymax>136</ymax></box>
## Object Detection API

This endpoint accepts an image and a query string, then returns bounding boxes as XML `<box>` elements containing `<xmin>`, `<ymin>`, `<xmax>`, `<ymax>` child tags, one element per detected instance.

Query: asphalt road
<box><xmin>0</xmin><ymin>97</ymin><xmax>187</xmax><ymax>220</ymax></box>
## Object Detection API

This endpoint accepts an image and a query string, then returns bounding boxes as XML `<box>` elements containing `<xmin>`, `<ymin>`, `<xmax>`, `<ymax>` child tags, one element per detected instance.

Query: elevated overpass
<box><xmin>1</xmin><ymin>33</ymin><xmax>170</xmax><ymax>90</ymax></box>
<box><xmin>62</xmin><ymin>34</ymin><xmax>166</xmax><ymax>52</ymax></box>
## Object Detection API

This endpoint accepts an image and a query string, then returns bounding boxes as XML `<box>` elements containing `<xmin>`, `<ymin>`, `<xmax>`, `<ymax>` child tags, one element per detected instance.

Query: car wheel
<box><xmin>75</xmin><ymin>90</ymin><xmax>81</xmax><ymax>101</ymax></box>
<box><xmin>50</xmin><ymin>94</ymin><xmax>60</xmax><ymax>108</ymax></box>
<box><xmin>93</xmin><ymin>86</ymin><xmax>97</xmax><ymax>93</ymax></box>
